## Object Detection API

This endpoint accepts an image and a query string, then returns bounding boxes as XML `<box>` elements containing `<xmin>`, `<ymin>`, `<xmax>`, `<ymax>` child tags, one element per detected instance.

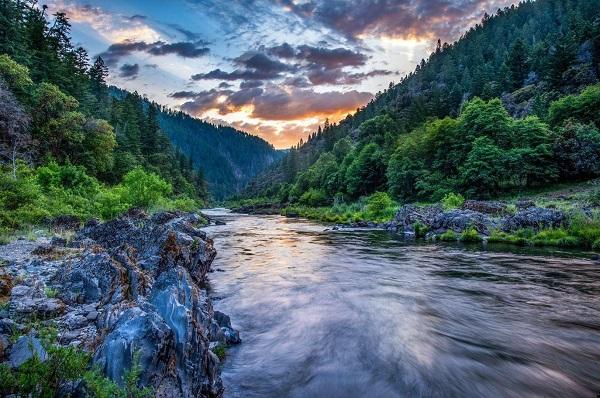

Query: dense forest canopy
<box><xmin>242</xmin><ymin>0</ymin><xmax>600</xmax><ymax>205</ymax></box>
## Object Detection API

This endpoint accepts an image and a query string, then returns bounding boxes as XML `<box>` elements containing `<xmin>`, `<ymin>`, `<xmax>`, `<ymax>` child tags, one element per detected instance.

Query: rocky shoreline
<box><xmin>333</xmin><ymin>200</ymin><xmax>569</xmax><ymax>239</ymax></box>
<box><xmin>0</xmin><ymin>211</ymin><xmax>239</xmax><ymax>397</ymax></box>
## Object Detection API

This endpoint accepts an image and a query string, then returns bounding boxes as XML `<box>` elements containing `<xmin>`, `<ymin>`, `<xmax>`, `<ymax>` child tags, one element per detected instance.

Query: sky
<box><xmin>45</xmin><ymin>0</ymin><xmax>518</xmax><ymax>148</ymax></box>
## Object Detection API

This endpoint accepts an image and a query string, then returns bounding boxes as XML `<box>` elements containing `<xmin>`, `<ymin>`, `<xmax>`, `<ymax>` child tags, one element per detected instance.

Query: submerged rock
<box><xmin>0</xmin><ymin>211</ymin><xmax>239</xmax><ymax>398</ymax></box>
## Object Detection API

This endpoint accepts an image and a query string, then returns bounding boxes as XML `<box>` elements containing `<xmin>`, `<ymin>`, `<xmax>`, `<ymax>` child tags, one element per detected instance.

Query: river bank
<box><xmin>0</xmin><ymin>210</ymin><xmax>240</xmax><ymax>397</ymax></box>
<box><xmin>232</xmin><ymin>182</ymin><xmax>600</xmax><ymax>254</ymax></box>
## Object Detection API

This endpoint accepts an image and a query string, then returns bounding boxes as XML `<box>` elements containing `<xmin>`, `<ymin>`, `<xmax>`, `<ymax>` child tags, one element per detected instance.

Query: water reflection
<box><xmin>202</xmin><ymin>210</ymin><xmax>600</xmax><ymax>398</ymax></box>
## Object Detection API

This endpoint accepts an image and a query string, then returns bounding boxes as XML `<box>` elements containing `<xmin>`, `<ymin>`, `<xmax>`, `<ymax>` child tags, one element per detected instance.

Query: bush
<box><xmin>364</xmin><ymin>192</ymin><xmax>396</xmax><ymax>220</ymax></box>
<box><xmin>413</xmin><ymin>221</ymin><xmax>428</xmax><ymax>238</ymax></box>
<box><xmin>592</xmin><ymin>238</ymin><xmax>600</xmax><ymax>251</ymax></box>
<box><xmin>460</xmin><ymin>227</ymin><xmax>482</xmax><ymax>242</ymax></box>
<box><xmin>118</xmin><ymin>167</ymin><xmax>172</xmax><ymax>209</ymax></box>
<box><xmin>298</xmin><ymin>188</ymin><xmax>329</xmax><ymax>207</ymax></box>
<box><xmin>439</xmin><ymin>230</ymin><xmax>458</xmax><ymax>241</ymax></box>
<box><xmin>441</xmin><ymin>192</ymin><xmax>465</xmax><ymax>210</ymax></box>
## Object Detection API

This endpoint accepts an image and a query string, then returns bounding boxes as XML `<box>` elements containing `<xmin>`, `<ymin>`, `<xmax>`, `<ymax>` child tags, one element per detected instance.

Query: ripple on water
<box><xmin>201</xmin><ymin>212</ymin><xmax>600</xmax><ymax>398</ymax></box>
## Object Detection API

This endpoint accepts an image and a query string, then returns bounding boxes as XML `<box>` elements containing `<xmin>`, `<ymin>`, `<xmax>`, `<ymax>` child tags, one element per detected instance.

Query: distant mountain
<box><xmin>109</xmin><ymin>87</ymin><xmax>283</xmax><ymax>200</ymax></box>
<box><xmin>157</xmin><ymin>109</ymin><xmax>283</xmax><ymax>200</ymax></box>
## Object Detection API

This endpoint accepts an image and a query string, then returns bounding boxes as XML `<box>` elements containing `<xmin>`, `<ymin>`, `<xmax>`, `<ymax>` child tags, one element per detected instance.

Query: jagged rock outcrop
<box><xmin>0</xmin><ymin>211</ymin><xmax>239</xmax><ymax>398</ymax></box>
<box><xmin>385</xmin><ymin>204</ymin><xmax>566</xmax><ymax>238</ymax></box>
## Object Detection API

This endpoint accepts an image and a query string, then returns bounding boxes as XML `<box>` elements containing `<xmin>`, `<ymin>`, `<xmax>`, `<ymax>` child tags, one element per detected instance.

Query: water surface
<box><xmin>202</xmin><ymin>210</ymin><xmax>600</xmax><ymax>398</ymax></box>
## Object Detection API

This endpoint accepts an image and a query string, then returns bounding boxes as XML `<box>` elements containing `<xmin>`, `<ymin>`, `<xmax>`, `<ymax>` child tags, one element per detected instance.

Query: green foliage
<box><xmin>548</xmin><ymin>84</ymin><xmax>600</xmax><ymax>128</ymax></box>
<box><xmin>299</xmin><ymin>188</ymin><xmax>329</xmax><ymax>207</ymax></box>
<box><xmin>118</xmin><ymin>167</ymin><xmax>172</xmax><ymax>209</ymax></box>
<box><xmin>345</xmin><ymin>143</ymin><xmax>387</xmax><ymax>198</ymax></box>
<box><xmin>441</xmin><ymin>192</ymin><xmax>464</xmax><ymax>210</ymax></box>
<box><xmin>0</xmin><ymin>327</ymin><xmax>154</xmax><ymax>398</ymax></box>
<box><xmin>0</xmin><ymin>53</ymin><xmax>32</xmax><ymax>96</ymax></box>
<box><xmin>460</xmin><ymin>227</ymin><xmax>482</xmax><ymax>242</ymax></box>
<box><xmin>413</xmin><ymin>221</ymin><xmax>428</xmax><ymax>238</ymax></box>
<box><xmin>439</xmin><ymin>230</ymin><xmax>458</xmax><ymax>242</ymax></box>
<box><xmin>212</xmin><ymin>344</ymin><xmax>227</xmax><ymax>361</ymax></box>
<box><xmin>364</xmin><ymin>192</ymin><xmax>396</xmax><ymax>220</ymax></box>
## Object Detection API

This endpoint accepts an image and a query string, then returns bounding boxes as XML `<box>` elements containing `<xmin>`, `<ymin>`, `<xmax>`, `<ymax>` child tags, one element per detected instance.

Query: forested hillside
<box><xmin>243</xmin><ymin>0</ymin><xmax>600</xmax><ymax>206</ymax></box>
<box><xmin>157</xmin><ymin>110</ymin><xmax>283</xmax><ymax>200</ymax></box>
<box><xmin>0</xmin><ymin>1</ymin><xmax>207</xmax><ymax>233</ymax></box>
<box><xmin>109</xmin><ymin>86</ymin><xmax>283</xmax><ymax>200</ymax></box>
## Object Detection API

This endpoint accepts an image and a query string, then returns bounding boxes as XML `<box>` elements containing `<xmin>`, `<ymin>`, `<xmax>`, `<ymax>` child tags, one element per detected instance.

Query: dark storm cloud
<box><xmin>234</xmin><ymin>52</ymin><xmax>292</xmax><ymax>73</ymax></box>
<box><xmin>275</xmin><ymin>0</ymin><xmax>513</xmax><ymax>41</ymax></box>
<box><xmin>119</xmin><ymin>63</ymin><xmax>140</xmax><ymax>79</ymax></box>
<box><xmin>98</xmin><ymin>39</ymin><xmax>209</xmax><ymax>66</ymax></box>
<box><xmin>240</xmin><ymin>80</ymin><xmax>264</xmax><ymax>89</ymax></box>
<box><xmin>192</xmin><ymin>68</ymin><xmax>283</xmax><ymax>81</ymax></box>
<box><xmin>306</xmin><ymin>68</ymin><xmax>395</xmax><ymax>85</ymax></box>
<box><xmin>282</xmin><ymin>76</ymin><xmax>312</xmax><ymax>88</ymax></box>
<box><xmin>169</xmin><ymin>90</ymin><xmax>202</xmax><ymax>99</ymax></box>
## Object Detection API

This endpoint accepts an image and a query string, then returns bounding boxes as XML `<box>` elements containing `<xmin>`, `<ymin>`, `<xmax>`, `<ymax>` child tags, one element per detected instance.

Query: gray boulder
<box><xmin>502</xmin><ymin>207</ymin><xmax>565</xmax><ymax>231</ymax></box>
<box><xmin>9</xmin><ymin>335</ymin><xmax>47</xmax><ymax>368</ymax></box>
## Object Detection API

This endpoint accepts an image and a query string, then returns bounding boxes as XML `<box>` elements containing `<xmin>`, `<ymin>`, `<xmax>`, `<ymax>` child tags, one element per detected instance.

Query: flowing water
<box><xmin>202</xmin><ymin>210</ymin><xmax>600</xmax><ymax>398</ymax></box>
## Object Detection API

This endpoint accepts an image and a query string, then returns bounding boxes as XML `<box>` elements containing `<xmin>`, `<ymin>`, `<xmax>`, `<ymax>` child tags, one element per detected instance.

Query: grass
<box><xmin>439</xmin><ymin>230</ymin><xmax>458</xmax><ymax>241</ymax></box>
<box><xmin>44</xmin><ymin>287</ymin><xmax>58</xmax><ymax>298</ymax></box>
<box><xmin>413</xmin><ymin>221</ymin><xmax>429</xmax><ymax>238</ymax></box>
<box><xmin>460</xmin><ymin>227</ymin><xmax>482</xmax><ymax>242</ymax></box>
<box><xmin>212</xmin><ymin>344</ymin><xmax>227</xmax><ymax>361</ymax></box>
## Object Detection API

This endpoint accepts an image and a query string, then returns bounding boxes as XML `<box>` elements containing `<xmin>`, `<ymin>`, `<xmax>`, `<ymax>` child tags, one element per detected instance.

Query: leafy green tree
<box><xmin>459</xmin><ymin>137</ymin><xmax>506</xmax><ymax>197</ymax></box>
<box><xmin>346</xmin><ymin>143</ymin><xmax>387</xmax><ymax>198</ymax></box>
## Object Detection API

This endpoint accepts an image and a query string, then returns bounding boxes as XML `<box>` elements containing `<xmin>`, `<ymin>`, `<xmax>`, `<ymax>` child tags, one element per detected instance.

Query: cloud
<box><xmin>276</xmin><ymin>0</ymin><xmax>518</xmax><ymax>42</ymax></box>
<box><xmin>178</xmin><ymin>84</ymin><xmax>372</xmax><ymax>121</ymax></box>
<box><xmin>98</xmin><ymin>39</ymin><xmax>209</xmax><ymax>66</ymax></box>
<box><xmin>119</xmin><ymin>63</ymin><xmax>140</xmax><ymax>79</ymax></box>
<box><xmin>306</xmin><ymin>68</ymin><xmax>395</xmax><ymax>85</ymax></box>
<box><xmin>240</xmin><ymin>80</ymin><xmax>264</xmax><ymax>89</ymax></box>
<box><xmin>251</xmin><ymin>86</ymin><xmax>372</xmax><ymax>120</ymax></box>
<box><xmin>169</xmin><ymin>90</ymin><xmax>202</xmax><ymax>99</ymax></box>
<box><xmin>191</xmin><ymin>68</ymin><xmax>282</xmax><ymax>81</ymax></box>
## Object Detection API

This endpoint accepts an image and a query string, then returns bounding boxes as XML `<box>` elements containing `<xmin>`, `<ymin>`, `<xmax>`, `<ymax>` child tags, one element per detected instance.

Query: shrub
<box><xmin>212</xmin><ymin>344</ymin><xmax>227</xmax><ymax>361</ymax></box>
<box><xmin>413</xmin><ymin>221</ymin><xmax>428</xmax><ymax>238</ymax></box>
<box><xmin>298</xmin><ymin>188</ymin><xmax>329</xmax><ymax>207</ymax></box>
<box><xmin>364</xmin><ymin>191</ymin><xmax>396</xmax><ymax>220</ymax></box>
<box><xmin>460</xmin><ymin>227</ymin><xmax>482</xmax><ymax>242</ymax></box>
<box><xmin>488</xmin><ymin>230</ymin><xmax>529</xmax><ymax>246</ymax></box>
<box><xmin>439</xmin><ymin>230</ymin><xmax>458</xmax><ymax>241</ymax></box>
<box><xmin>441</xmin><ymin>192</ymin><xmax>465</xmax><ymax>210</ymax></box>
<box><xmin>118</xmin><ymin>167</ymin><xmax>172</xmax><ymax>209</ymax></box>
<box><xmin>592</xmin><ymin>238</ymin><xmax>600</xmax><ymax>251</ymax></box>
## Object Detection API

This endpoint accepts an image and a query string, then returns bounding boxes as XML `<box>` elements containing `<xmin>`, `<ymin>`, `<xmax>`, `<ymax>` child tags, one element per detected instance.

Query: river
<box><xmin>202</xmin><ymin>210</ymin><xmax>600</xmax><ymax>398</ymax></box>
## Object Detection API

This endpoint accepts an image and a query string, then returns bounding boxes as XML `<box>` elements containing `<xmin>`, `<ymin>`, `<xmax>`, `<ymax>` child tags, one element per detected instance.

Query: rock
<box><xmin>502</xmin><ymin>207</ymin><xmax>565</xmax><ymax>232</ymax></box>
<box><xmin>516</xmin><ymin>200</ymin><xmax>536</xmax><ymax>209</ymax></box>
<box><xmin>0</xmin><ymin>334</ymin><xmax>9</xmax><ymax>360</ymax></box>
<box><xmin>50</xmin><ymin>237</ymin><xmax>68</xmax><ymax>247</ymax></box>
<box><xmin>9</xmin><ymin>335</ymin><xmax>47</xmax><ymax>368</ymax></box>
<box><xmin>431</xmin><ymin>209</ymin><xmax>495</xmax><ymax>234</ymax></box>
<box><xmin>462</xmin><ymin>200</ymin><xmax>507</xmax><ymax>216</ymax></box>
<box><xmin>0</xmin><ymin>211</ymin><xmax>236</xmax><ymax>397</ymax></box>
<box><xmin>9</xmin><ymin>284</ymin><xmax>65</xmax><ymax>320</ymax></box>
<box><xmin>215</xmin><ymin>220</ymin><xmax>226</xmax><ymax>226</ymax></box>
<box><xmin>0</xmin><ymin>269</ymin><xmax>13</xmax><ymax>300</ymax></box>
<box><xmin>47</xmin><ymin>215</ymin><xmax>81</xmax><ymax>231</ymax></box>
